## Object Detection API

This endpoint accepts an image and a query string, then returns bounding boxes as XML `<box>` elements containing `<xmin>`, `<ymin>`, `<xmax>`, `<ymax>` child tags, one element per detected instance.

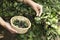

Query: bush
<box><xmin>0</xmin><ymin>0</ymin><xmax>60</xmax><ymax>40</ymax></box>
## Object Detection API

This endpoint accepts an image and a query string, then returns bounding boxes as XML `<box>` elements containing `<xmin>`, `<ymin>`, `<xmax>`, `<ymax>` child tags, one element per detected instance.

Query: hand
<box><xmin>24</xmin><ymin>0</ymin><xmax>43</xmax><ymax>17</ymax></box>
<box><xmin>17</xmin><ymin>0</ymin><xmax>43</xmax><ymax>16</ymax></box>
<box><xmin>31</xmin><ymin>3</ymin><xmax>43</xmax><ymax>16</ymax></box>
<box><xmin>0</xmin><ymin>17</ymin><xmax>17</xmax><ymax>34</ymax></box>
<box><xmin>29</xmin><ymin>1</ymin><xmax>43</xmax><ymax>16</ymax></box>
<box><xmin>5</xmin><ymin>22</ymin><xmax>17</xmax><ymax>34</ymax></box>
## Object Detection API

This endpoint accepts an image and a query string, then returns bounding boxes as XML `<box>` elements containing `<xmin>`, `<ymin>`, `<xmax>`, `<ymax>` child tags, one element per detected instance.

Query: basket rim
<box><xmin>10</xmin><ymin>16</ymin><xmax>31</xmax><ymax>29</ymax></box>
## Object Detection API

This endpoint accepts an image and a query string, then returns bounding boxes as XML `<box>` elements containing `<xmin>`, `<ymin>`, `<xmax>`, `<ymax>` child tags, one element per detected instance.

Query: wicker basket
<box><xmin>10</xmin><ymin>16</ymin><xmax>31</xmax><ymax>34</ymax></box>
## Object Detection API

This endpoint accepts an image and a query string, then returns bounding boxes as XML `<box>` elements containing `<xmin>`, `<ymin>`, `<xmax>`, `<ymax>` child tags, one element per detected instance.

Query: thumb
<box><xmin>34</xmin><ymin>7</ymin><xmax>39</xmax><ymax>16</ymax></box>
<box><xmin>38</xmin><ymin>5</ymin><xmax>43</xmax><ymax>17</ymax></box>
<box><xmin>9</xmin><ymin>28</ymin><xmax>17</xmax><ymax>33</ymax></box>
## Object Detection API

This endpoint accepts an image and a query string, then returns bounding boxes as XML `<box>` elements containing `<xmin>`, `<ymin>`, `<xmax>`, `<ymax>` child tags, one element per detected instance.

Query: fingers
<box><xmin>38</xmin><ymin>5</ymin><xmax>43</xmax><ymax>16</ymax></box>
<box><xmin>5</xmin><ymin>22</ymin><xmax>17</xmax><ymax>34</ymax></box>
<box><xmin>9</xmin><ymin>28</ymin><xmax>17</xmax><ymax>34</ymax></box>
<box><xmin>34</xmin><ymin>7</ymin><xmax>39</xmax><ymax>16</ymax></box>
<box><xmin>33</xmin><ymin>4</ymin><xmax>43</xmax><ymax>17</ymax></box>
<box><xmin>0</xmin><ymin>34</ymin><xmax>4</xmax><ymax>39</ymax></box>
<box><xmin>30</xmin><ymin>2</ymin><xmax>43</xmax><ymax>17</ymax></box>
<box><xmin>37</xmin><ymin>4</ymin><xmax>43</xmax><ymax>17</ymax></box>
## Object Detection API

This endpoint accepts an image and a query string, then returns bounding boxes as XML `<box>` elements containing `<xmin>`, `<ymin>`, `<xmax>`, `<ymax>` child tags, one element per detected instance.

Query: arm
<box><xmin>0</xmin><ymin>17</ymin><xmax>6</xmax><ymax>27</ymax></box>
<box><xmin>0</xmin><ymin>17</ymin><xmax>17</xmax><ymax>33</ymax></box>
<box><xmin>17</xmin><ymin>0</ymin><xmax>43</xmax><ymax>16</ymax></box>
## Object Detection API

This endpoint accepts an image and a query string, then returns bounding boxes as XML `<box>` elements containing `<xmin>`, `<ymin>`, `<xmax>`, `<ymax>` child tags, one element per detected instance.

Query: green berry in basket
<box><xmin>13</xmin><ymin>19</ymin><xmax>28</xmax><ymax>28</ymax></box>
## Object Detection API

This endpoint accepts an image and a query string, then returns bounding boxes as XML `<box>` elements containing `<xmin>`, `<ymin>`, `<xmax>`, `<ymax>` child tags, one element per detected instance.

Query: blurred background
<box><xmin>0</xmin><ymin>0</ymin><xmax>60</xmax><ymax>40</ymax></box>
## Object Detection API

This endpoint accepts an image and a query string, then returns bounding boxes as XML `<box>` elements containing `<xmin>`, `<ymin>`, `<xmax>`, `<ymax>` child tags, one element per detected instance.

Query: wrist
<box><xmin>25</xmin><ymin>0</ymin><xmax>35</xmax><ymax>7</ymax></box>
<box><xmin>23</xmin><ymin>0</ymin><xmax>33</xmax><ymax>4</ymax></box>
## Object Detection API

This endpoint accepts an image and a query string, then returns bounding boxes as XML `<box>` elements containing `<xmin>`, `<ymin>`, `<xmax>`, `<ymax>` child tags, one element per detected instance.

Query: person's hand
<box><xmin>17</xmin><ymin>0</ymin><xmax>43</xmax><ymax>16</ymax></box>
<box><xmin>31</xmin><ymin>2</ymin><xmax>43</xmax><ymax>16</ymax></box>
<box><xmin>24</xmin><ymin>0</ymin><xmax>43</xmax><ymax>17</ymax></box>
<box><xmin>0</xmin><ymin>17</ymin><xmax>17</xmax><ymax>34</ymax></box>
<box><xmin>29</xmin><ymin>1</ymin><xmax>43</xmax><ymax>16</ymax></box>
<box><xmin>5</xmin><ymin>22</ymin><xmax>17</xmax><ymax>34</ymax></box>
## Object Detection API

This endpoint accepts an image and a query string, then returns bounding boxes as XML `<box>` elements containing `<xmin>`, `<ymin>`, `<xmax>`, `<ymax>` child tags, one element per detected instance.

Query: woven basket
<box><xmin>10</xmin><ymin>16</ymin><xmax>31</xmax><ymax>34</ymax></box>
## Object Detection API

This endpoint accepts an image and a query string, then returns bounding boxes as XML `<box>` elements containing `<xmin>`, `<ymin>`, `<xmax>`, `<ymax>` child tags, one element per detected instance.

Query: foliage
<box><xmin>0</xmin><ymin>0</ymin><xmax>60</xmax><ymax>40</ymax></box>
